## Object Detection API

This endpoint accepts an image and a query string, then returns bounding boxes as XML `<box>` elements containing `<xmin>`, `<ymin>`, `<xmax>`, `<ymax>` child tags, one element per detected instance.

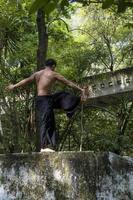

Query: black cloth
<box><xmin>53</xmin><ymin>91</ymin><xmax>80</xmax><ymax>118</ymax></box>
<box><xmin>35</xmin><ymin>92</ymin><xmax>80</xmax><ymax>150</ymax></box>
<box><xmin>35</xmin><ymin>95</ymin><xmax>56</xmax><ymax>149</ymax></box>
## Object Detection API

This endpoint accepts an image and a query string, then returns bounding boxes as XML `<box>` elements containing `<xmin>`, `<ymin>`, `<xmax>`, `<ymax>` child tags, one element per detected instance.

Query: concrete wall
<box><xmin>0</xmin><ymin>152</ymin><xmax>133</xmax><ymax>200</ymax></box>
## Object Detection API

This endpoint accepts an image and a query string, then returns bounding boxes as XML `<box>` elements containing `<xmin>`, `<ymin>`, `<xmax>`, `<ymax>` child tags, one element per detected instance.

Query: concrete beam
<box><xmin>83</xmin><ymin>67</ymin><xmax>133</xmax><ymax>105</ymax></box>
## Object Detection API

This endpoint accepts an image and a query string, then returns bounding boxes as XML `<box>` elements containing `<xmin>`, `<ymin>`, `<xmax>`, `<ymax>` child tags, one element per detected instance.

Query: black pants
<box><xmin>35</xmin><ymin>92</ymin><xmax>80</xmax><ymax>150</ymax></box>
<box><xmin>35</xmin><ymin>96</ymin><xmax>56</xmax><ymax>149</ymax></box>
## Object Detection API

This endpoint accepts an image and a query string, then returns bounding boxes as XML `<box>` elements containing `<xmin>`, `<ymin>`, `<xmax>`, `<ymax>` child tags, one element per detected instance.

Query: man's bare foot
<box><xmin>41</xmin><ymin>148</ymin><xmax>55</xmax><ymax>152</ymax></box>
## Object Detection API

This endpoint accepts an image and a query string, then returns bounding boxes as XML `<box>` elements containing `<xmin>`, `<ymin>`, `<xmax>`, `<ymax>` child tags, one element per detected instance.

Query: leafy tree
<box><xmin>30</xmin><ymin>0</ymin><xmax>133</xmax><ymax>15</ymax></box>
<box><xmin>0</xmin><ymin>0</ymin><xmax>37</xmax><ymax>153</ymax></box>
<box><xmin>49</xmin><ymin>4</ymin><xmax>133</xmax><ymax>154</ymax></box>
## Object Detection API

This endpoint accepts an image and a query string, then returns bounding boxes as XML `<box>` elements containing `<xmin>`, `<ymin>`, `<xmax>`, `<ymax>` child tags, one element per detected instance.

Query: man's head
<box><xmin>45</xmin><ymin>59</ymin><xmax>57</xmax><ymax>70</ymax></box>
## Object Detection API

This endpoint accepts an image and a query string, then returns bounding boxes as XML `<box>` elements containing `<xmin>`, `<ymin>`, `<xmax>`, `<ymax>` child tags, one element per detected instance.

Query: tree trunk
<box><xmin>114</xmin><ymin>103</ymin><xmax>133</xmax><ymax>154</ymax></box>
<box><xmin>35</xmin><ymin>9</ymin><xmax>49</xmax><ymax>151</ymax></box>
<box><xmin>36</xmin><ymin>9</ymin><xmax>48</xmax><ymax>70</ymax></box>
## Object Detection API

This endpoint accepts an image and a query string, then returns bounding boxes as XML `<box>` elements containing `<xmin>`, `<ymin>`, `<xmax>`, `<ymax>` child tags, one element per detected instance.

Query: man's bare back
<box><xmin>7</xmin><ymin>67</ymin><xmax>86</xmax><ymax>98</ymax></box>
<box><xmin>35</xmin><ymin>68</ymin><xmax>56</xmax><ymax>95</ymax></box>
<box><xmin>35</xmin><ymin>68</ymin><xmax>86</xmax><ymax>96</ymax></box>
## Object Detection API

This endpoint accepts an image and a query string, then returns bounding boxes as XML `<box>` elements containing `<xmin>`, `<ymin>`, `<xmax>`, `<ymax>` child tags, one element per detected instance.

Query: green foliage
<box><xmin>30</xmin><ymin>0</ymin><xmax>69</xmax><ymax>14</ymax></box>
<box><xmin>0</xmin><ymin>0</ymin><xmax>37</xmax><ymax>153</ymax></box>
<box><xmin>102</xmin><ymin>0</ymin><xmax>132</xmax><ymax>12</ymax></box>
<box><xmin>30</xmin><ymin>0</ymin><xmax>133</xmax><ymax>15</ymax></box>
<box><xmin>102</xmin><ymin>0</ymin><xmax>115</xmax><ymax>9</ymax></box>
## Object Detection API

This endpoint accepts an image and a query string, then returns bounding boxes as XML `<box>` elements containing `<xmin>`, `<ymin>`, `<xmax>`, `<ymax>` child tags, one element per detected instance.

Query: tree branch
<box><xmin>102</xmin><ymin>34</ymin><xmax>114</xmax><ymax>71</ymax></box>
<box><xmin>48</xmin><ymin>18</ymin><xmax>69</xmax><ymax>32</ymax></box>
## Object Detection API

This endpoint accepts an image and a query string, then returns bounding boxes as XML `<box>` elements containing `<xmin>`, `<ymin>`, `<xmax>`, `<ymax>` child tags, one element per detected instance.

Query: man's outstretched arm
<box><xmin>55</xmin><ymin>73</ymin><xmax>89</xmax><ymax>102</ymax></box>
<box><xmin>7</xmin><ymin>73</ymin><xmax>35</xmax><ymax>90</ymax></box>
<box><xmin>55</xmin><ymin>73</ymin><xmax>84</xmax><ymax>92</ymax></box>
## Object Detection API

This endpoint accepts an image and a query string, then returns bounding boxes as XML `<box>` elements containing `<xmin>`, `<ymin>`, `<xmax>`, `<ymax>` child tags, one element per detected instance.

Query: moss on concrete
<box><xmin>0</xmin><ymin>152</ymin><xmax>132</xmax><ymax>200</ymax></box>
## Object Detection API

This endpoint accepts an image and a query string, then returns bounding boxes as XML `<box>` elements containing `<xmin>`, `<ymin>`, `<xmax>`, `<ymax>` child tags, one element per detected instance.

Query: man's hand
<box><xmin>7</xmin><ymin>84</ymin><xmax>15</xmax><ymax>91</ymax></box>
<box><xmin>81</xmin><ymin>89</ymin><xmax>87</xmax><ymax>102</ymax></box>
<box><xmin>6</xmin><ymin>74</ymin><xmax>35</xmax><ymax>91</ymax></box>
<box><xmin>81</xmin><ymin>86</ymin><xmax>90</xmax><ymax>103</ymax></box>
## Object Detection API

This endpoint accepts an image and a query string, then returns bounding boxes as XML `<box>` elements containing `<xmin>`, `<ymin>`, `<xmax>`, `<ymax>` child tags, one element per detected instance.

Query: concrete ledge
<box><xmin>0</xmin><ymin>152</ymin><xmax>133</xmax><ymax>200</ymax></box>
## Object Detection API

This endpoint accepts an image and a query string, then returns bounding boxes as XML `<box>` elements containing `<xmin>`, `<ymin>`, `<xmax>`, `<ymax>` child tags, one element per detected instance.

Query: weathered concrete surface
<box><xmin>84</xmin><ymin>67</ymin><xmax>133</xmax><ymax>105</ymax></box>
<box><xmin>0</xmin><ymin>152</ymin><xmax>132</xmax><ymax>200</ymax></box>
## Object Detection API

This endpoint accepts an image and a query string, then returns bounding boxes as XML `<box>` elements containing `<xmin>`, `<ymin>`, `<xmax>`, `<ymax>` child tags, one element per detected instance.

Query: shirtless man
<box><xmin>7</xmin><ymin>59</ymin><xmax>86</xmax><ymax>152</ymax></box>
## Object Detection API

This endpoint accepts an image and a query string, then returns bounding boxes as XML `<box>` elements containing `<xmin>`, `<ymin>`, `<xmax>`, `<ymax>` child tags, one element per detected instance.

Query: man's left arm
<box><xmin>7</xmin><ymin>73</ymin><xmax>35</xmax><ymax>91</ymax></box>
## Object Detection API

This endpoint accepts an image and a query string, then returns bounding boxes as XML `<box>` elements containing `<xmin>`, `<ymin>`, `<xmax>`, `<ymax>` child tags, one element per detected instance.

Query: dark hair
<box><xmin>45</xmin><ymin>59</ymin><xmax>57</xmax><ymax>68</ymax></box>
